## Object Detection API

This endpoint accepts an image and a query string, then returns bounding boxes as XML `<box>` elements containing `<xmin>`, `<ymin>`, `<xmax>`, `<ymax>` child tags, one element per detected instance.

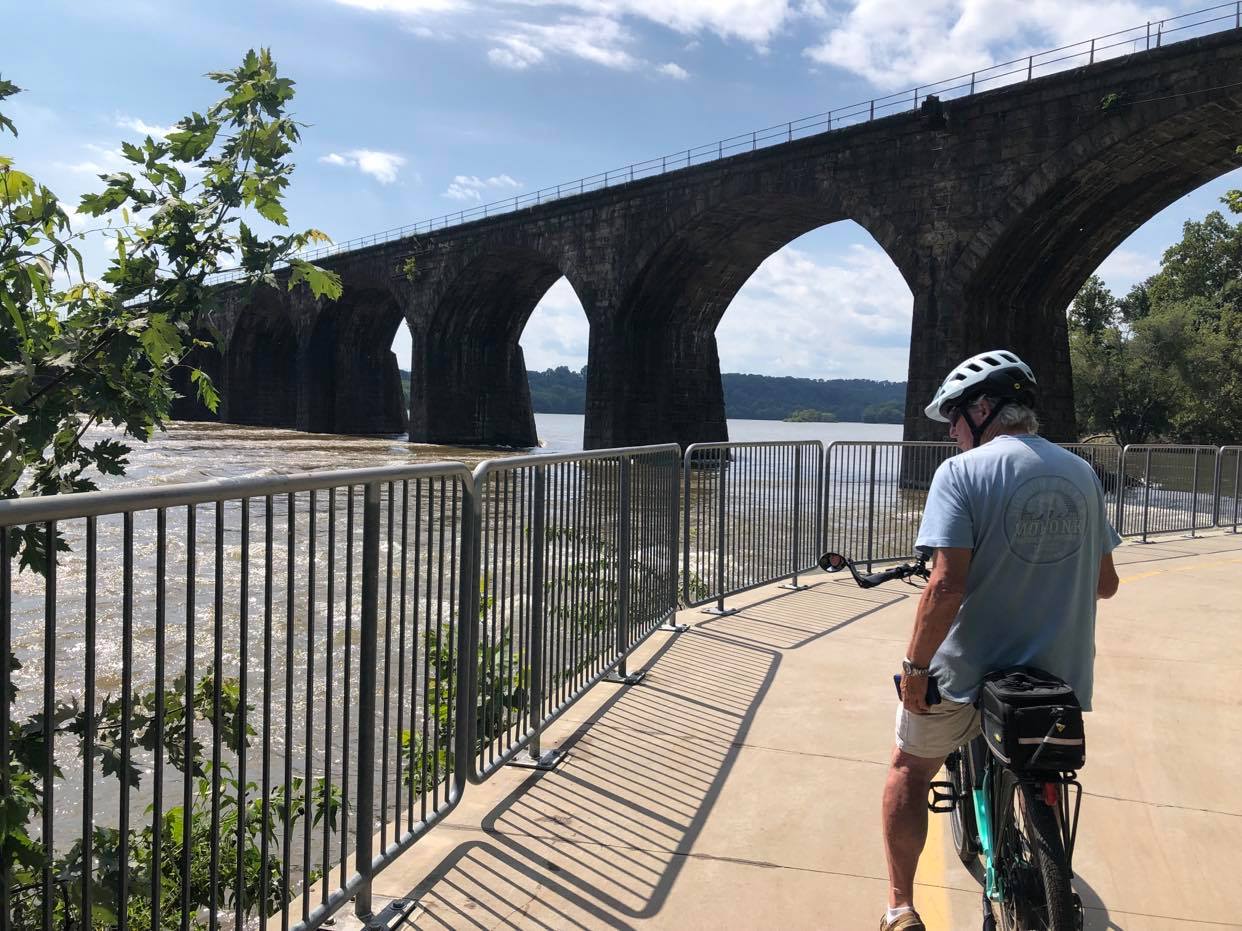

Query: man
<box><xmin>880</xmin><ymin>350</ymin><xmax>1121</xmax><ymax>931</ymax></box>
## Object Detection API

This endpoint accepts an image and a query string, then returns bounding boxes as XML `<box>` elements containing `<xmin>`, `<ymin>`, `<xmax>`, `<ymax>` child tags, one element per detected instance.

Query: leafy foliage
<box><xmin>1068</xmin><ymin>204</ymin><xmax>1242</xmax><ymax>444</ymax></box>
<box><xmin>0</xmin><ymin>50</ymin><xmax>341</xmax><ymax>560</ymax></box>
<box><xmin>1</xmin><ymin>50</ymin><xmax>345</xmax><ymax>929</ymax></box>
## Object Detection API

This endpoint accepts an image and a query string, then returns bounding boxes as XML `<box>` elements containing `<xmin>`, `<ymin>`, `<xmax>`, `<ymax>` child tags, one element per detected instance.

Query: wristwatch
<box><xmin>902</xmin><ymin>659</ymin><xmax>930</xmax><ymax>677</ymax></box>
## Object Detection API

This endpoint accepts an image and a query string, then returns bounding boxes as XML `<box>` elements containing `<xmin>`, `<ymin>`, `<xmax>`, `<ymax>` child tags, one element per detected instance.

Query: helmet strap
<box><xmin>968</xmin><ymin>398</ymin><xmax>1010</xmax><ymax>448</ymax></box>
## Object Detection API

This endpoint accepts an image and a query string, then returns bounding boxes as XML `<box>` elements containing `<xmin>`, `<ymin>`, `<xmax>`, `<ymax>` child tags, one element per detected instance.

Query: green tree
<box><xmin>1</xmin><ymin>50</ymin><xmax>341</xmax><ymax>570</ymax></box>
<box><xmin>1</xmin><ymin>50</ymin><xmax>344</xmax><ymax>927</ymax></box>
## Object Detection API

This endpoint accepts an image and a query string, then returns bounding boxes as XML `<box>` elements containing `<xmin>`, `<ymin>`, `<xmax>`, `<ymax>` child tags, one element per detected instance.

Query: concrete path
<box><xmin>351</xmin><ymin>532</ymin><xmax>1242</xmax><ymax>931</ymax></box>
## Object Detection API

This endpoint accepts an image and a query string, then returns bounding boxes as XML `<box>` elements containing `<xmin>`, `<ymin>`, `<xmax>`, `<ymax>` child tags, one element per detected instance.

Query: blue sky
<box><xmin>5</xmin><ymin>0</ymin><xmax>1239</xmax><ymax>382</ymax></box>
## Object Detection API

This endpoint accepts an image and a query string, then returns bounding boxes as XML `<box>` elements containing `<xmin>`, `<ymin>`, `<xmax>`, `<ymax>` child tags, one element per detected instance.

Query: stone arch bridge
<box><xmin>178</xmin><ymin>31</ymin><xmax>1242</xmax><ymax>448</ymax></box>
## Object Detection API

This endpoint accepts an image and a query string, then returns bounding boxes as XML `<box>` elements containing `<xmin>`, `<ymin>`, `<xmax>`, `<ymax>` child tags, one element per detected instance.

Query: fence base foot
<box><xmin>351</xmin><ymin>897</ymin><xmax>417</xmax><ymax>930</ymax></box>
<box><xmin>507</xmin><ymin>749</ymin><xmax>567</xmax><ymax>771</ymax></box>
<box><xmin>604</xmin><ymin>669</ymin><xmax>647</xmax><ymax>685</ymax></box>
<box><xmin>700</xmin><ymin>606</ymin><xmax>739</xmax><ymax>616</ymax></box>
<box><xmin>779</xmin><ymin>582</ymin><xmax>813</xmax><ymax>591</ymax></box>
<box><xmin>661</xmin><ymin>619</ymin><xmax>690</xmax><ymax>632</ymax></box>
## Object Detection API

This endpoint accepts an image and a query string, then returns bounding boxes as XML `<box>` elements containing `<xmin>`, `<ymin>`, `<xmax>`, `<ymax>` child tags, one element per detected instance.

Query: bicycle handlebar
<box><xmin>817</xmin><ymin>551</ymin><xmax>930</xmax><ymax>589</ymax></box>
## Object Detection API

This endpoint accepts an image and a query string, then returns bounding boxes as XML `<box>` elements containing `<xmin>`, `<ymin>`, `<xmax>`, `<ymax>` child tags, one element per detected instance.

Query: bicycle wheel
<box><xmin>995</xmin><ymin>781</ymin><xmax>1076</xmax><ymax>931</ymax></box>
<box><xmin>946</xmin><ymin>748</ymin><xmax>979</xmax><ymax>864</ymax></box>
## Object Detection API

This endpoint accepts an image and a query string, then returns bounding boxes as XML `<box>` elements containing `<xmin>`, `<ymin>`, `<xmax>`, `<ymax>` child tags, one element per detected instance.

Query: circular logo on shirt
<box><xmin>1004</xmin><ymin>475</ymin><xmax>1088</xmax><ymax>564</ymax></box>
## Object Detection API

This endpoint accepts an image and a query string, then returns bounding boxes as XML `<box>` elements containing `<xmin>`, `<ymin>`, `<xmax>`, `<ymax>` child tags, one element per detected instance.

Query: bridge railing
<box><xmin>1219</xmin><ymin>447</ymin><xmax>1242</xmax><ymax>532</ymax></box>
<box><xmin>680</xmin><ymin>442</ymin><xmax>823</xmax><ymax>611</ymax></box>
<box><xmin>208</xmin><ymin>2</ymin><xmax>1242</xmax><ymax>283</ymax></box>
<box><xmin>1119</xmin><ymin>445</ymin><xmax>1220</xmax><ymax>541</ymax></box>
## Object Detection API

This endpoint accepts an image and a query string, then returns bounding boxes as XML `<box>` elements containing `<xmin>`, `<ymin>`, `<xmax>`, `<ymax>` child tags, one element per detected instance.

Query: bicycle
<box><xmin>818</xmin><ymin>551</ymin><xmax>1085</xmax><ymax>931</ymax></box>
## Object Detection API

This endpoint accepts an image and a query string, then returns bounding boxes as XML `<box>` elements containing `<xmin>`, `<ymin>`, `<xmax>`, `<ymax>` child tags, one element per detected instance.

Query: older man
<box><xmin>880</xmin><ymin>350</ymin><xmax>1120</xmax><ymax>931</ymax></box>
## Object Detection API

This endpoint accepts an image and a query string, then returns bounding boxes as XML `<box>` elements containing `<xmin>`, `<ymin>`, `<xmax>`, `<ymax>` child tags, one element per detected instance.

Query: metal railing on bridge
<box><xmin>4</xmin><ymin>438</ymin><xmax>1241</xmax><ymax>929</ymax></box>
<box><xmin>210</xmin><ymin>2</ymin><xmax>1242</xmax><ymax>282</ymax></box>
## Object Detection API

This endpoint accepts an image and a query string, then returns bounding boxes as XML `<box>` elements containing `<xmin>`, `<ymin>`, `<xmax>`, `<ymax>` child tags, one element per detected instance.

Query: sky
<box><xmin>5</xmin><ymin>0</ymin><xmax>1240</xmax><ymax>384</ymax></box>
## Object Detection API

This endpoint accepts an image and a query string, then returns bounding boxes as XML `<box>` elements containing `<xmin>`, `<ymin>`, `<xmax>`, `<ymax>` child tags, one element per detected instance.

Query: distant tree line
<box><xmin>513</xmin><ymin>366</ymin><xmax>906</xmax><ymax>422</ymax></box>
<box><xmin>1068</xmin><ymin>203</ymin><xmax>1242</xmax><ymax>446</ymax></box>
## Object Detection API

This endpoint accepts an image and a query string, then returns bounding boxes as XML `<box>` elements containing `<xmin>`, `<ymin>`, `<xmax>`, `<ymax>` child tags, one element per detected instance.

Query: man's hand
<box><xmin>900</xmin><ymin>674</ymin><xmax>931</xmax><ymax>715</ymax></box>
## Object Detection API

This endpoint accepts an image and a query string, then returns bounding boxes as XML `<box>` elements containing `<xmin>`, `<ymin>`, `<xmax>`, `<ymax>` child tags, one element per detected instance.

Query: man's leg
<box><xmin>882</xmin><ymin>747</ymin><xmax>946</xmax><ymax>909</ymax></box>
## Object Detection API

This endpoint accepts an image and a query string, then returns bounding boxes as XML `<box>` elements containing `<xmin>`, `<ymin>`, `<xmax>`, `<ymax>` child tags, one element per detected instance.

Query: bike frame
<box><xmin>962</xmin><ymin>737</ymin><xmax>1084</xmax><ymax>902</ymax></box>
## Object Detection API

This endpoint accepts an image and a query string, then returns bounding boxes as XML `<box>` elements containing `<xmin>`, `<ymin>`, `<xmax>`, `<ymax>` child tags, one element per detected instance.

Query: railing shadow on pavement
<box><xmin>376</xmin><ymin>578</ymin><xmax>909</xmax><ymax>929</ymax></box>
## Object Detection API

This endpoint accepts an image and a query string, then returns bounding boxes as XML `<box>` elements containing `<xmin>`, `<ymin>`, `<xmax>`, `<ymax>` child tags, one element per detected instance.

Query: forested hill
<box><xmin>523</xmin><ymin>367</ymin><xmax>906</xmax><ymax>423</ymax></box>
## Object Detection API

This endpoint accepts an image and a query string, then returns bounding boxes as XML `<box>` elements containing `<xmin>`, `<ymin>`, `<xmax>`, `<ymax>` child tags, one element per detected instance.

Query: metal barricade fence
<box><xmin>1059</xmin><ymin>443</ymin><xmax>1126</xmax><ymax>528</ymax></box>
<box><xmin>468</xmin><ymin>446</ymin><xmax>679</xmax><ymax>777</ymax></box>
<box><xmin>822</xmin><ymin>442</ymin><xmax>956</xmax><ymax>571</ymax></box>
<box><xmin>1119</xmin><ymin>445</ymin><xmax>1219</xmax><ymax>540</ymax></box>
<box><xmin>0</xmin><ymin>464</ymin><xmax>475</xmax><ymax>931</ymax></box>
<box><xmin>1216</xmin><ymin>447</ymin><xmax>1241</xmax><ymax>532</ymax></box>
<box><xmin>681</xmin><ymin>442</ymin><xmax>823</xmax><ymax>611</ymax></box>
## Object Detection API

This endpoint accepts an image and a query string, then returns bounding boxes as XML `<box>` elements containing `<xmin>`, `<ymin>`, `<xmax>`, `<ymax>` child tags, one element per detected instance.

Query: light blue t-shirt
<box><xmin>914</xmin><ymin>434</ymin><xmax>1122</xmax><ymax>710</ymax></box>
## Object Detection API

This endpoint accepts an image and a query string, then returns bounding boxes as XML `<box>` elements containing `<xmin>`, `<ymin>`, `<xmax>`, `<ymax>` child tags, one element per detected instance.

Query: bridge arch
<box><xmin>304</xmin><ymin>287</ymin><xmax>408</xmax><ymax>435</ymax></box>
<box><xmin>410</xmin><ymin>246</ymin><xmax>585</xmax><ymax>447</ymax></box>
<box><xmin>921</xmin><ymin>90</ymin><xmax>1242</xmax><ymax>442</ymax></box>
<box><xmin>592</xmin><ymin>189</ymin><xmax>912</xmax><ymax>447</ymax></box>
<box><xmin>224</xmin><ymin>301</ymin><xmax>298</xmax><ymax>427</ymax></box>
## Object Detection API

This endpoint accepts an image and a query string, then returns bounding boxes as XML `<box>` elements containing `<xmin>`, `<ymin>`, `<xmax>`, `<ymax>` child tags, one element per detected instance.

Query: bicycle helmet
<box><xmin>925</xmin><ymin>349</ymin><xmax>1037</xmax><ymax>445</ymax></box>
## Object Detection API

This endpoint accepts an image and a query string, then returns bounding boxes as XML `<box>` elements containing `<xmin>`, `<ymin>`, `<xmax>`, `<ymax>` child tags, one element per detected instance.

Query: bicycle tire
<box><xmin>995</xmin><ymin>781</ymin><xmax>1076</xmax><ymax>931</ymax></box>
<box><xmin>947</xmin><ymin>748</ymin><xmax>979</xmax><ymax>864</ymax></box>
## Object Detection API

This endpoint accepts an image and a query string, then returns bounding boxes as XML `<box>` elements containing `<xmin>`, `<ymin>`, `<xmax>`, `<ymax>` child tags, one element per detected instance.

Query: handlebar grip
<box><xmin>859</xmin><ymin>566</ymin><xmax>908</xmax><ymax>588</ymax></box>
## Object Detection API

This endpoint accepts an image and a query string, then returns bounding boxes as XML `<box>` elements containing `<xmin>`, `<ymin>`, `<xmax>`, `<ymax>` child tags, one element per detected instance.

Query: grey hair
<box><xmin>980</xmin><ymin>396</ymin><xmax>1040</xmax><ymax>434</ymax></box>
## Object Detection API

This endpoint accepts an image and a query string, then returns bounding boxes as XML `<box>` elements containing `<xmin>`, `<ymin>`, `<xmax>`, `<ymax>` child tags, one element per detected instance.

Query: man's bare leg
<box><xmin>882</xmin><ymin>747</ymin><xmax>946</xmax><ymax>909</ymax></box>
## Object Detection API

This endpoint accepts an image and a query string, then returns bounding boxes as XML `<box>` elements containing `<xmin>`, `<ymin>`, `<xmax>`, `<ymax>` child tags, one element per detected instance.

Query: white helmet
<box><xmin>924</xmin><ymin>349</ymin><xmax>1037</xmax><ymax>422</ymax></box>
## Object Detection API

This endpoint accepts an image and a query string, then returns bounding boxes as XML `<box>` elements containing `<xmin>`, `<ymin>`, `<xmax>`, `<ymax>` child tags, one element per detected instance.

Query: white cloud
<box><xmin>442</xmin><ymin>173</ymin><xmax>523</xmax><ymax>200</ymax></box>
<box><xmin>520</xmin><ymin>277</ymin><xmax>591</xmax><ymax>369</ymax></box>
<box><xmin>805</xmin><ymin>0</ymin><xmax>1174</xmax><ymax>91</ymax></box>
<box><xmin>332</xmin><ymin>0</ymin><xmax>470</xmax><ymax>12</ymax></box>
<box><xmin>319</xmin><ymin>149</ymin><xmax>408</xmax><ymax>184</ymax></box>
<box><xmin>716</xmin><ymin>242</ymin><xmax>912</xmax><ymax>379</ymax></box>
<box><xmin>489</xmin><ymin>15</ymin><xmax>641</xmax><ymax>72</ymax></box>
<box><xmin>115</xmin><ymin>114</ymin><xmax>175</xmax><ymax>138</ymax></box>
<box><xmin>657</xmin><ymin>62</ymin><xmax>689</xmax><ymax>79</ymax></box>
<box><xmin>1094</xmin><ymin>246</ymin><xmax>1158</xmax><ymax>295</ymax></box>
<box><xmin>58</xmin><ymin>143</ymin><xmax>128</xmax><ymax>176</ymax></box>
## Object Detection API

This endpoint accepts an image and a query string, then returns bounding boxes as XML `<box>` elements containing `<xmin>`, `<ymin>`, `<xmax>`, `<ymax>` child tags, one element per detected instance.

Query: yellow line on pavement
<box><xmin>1119</xmin><ymin>555</ymin><xmax>1242</xmax><ymax>584</ymax></box>
<box><xmin>914</xmin><ymin>800</ymin><xmax>953</xmax><ymax>928</ymax></box>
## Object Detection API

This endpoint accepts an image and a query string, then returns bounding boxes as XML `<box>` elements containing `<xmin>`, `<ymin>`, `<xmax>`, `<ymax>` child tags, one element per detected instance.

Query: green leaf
<box><xmin>120</xmin><ymin>140</ymin><xmax>144</xmax><ymax>164</ymax></box>
<box><xmin>1</xmin><ymin>289</ymin><xmax>27</xmax><ymax>344</ymax></box>
<box><xmin>189</xmin><ymin>367</ymin><xmax>220</xmax><ymax>412</ymax></box>
<box><xmin>139</xmin><ymin>314</ymin><xmax>181</xmax><ymax>364</ymax></box>
<box><xmin>287</xmin><ymin>259</ymin><xmax>342</xmax><ymax>300</ymax></box>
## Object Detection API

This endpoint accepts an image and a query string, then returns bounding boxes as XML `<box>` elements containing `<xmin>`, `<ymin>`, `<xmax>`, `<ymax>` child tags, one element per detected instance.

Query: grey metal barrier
<box><xmin>1059</xmin><ymin>443</ymin><xmax>1126</xmax><ymax>529</ymax></box>
<box><xmin>1216</xmin><ymin>447</ymin><xmax>1241</xmax><ymax>532</ymax></box>
<box><xmin>0</xmin><ymin>463</ymin><xmax>475</xmax><ymax>931</ymax></box>
<box><xmin>468</xmin><ymin>445</ymin><xmax>680</xmax><ymax>777</ymax></box>
<box><xmin>1119</xmin><ymin>445</ymin><xmax>1220</xmax><ymax>541</ymax></box>
<box><xmin>822</xmin><ymin>442</ymin><xmax>956</xmax><ymax>571</ymax></box>
<box><xmin>681</xmin><ymin>442</ymin><xmax>823</xmax><ymax>612</ymax></box>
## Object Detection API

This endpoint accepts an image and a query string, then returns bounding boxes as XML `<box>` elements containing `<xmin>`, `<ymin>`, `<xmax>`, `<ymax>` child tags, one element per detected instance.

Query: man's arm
<box><xmin>902</xmin><ymin>547</ymin><xmax>971</xmax><ymax>714</ymax></box>
<box><xmin>1097</xmin><ymin>552</ymin><xmax>1119</xmax><ymax>599</ymax></box>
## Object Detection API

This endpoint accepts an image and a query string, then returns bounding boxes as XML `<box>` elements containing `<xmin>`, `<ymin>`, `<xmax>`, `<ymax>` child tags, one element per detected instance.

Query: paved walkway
<box><xmin>351</xmin><ymin>531</ymin><xmax>1242</xmax><ymax>930</ymax></box>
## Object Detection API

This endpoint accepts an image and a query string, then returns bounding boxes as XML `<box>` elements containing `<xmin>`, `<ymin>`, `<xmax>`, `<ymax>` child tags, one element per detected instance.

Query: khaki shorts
<box><xmin>894</xmin><ymin>699</ymin><xmax>982</xmax><ymax>759</ymax></box>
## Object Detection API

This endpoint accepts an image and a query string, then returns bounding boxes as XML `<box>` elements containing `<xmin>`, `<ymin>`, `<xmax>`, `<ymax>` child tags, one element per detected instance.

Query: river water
<box><xmin>99</xmin><ymin>414</ymin><xmax>903</xmax><ymax>487</ymax></box>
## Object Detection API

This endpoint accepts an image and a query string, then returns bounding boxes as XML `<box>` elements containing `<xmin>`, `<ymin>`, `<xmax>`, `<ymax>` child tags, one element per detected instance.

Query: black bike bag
<box><xmin>979</xmin><ymin>666</ymin><xmax>1085</xmax><ymax>771</ymax></box>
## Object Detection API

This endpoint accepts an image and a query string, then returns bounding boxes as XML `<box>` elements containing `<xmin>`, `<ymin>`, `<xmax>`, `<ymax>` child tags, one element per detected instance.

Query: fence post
<box><xmin>1141</xmin><ymin>448</ymin><xmax>1153</xmax><ymax>542</ymax></box>
<box><xmin>866</xmin><ymin>445</ymin><xmax>877</xmax><ymax>572</ymax></box>
<box><xmin>1211</xmin><ymin>448</ymin><xmax>1223</xmax><ymax>528</ymax></box>
<box><xmin>1190</xmin><ymin>448</ymin><xmax>1201</xmax><ymax>537</ymax></box>
<box><xmin>1157</xmin><ymin>21</ymin><xmax>1163</xmax><ymax>47</ymax></box>
<box><xmin>1146</xmin><ymin>22</ymin><xmax>1151</xmax><ymax>49</ymax></box>
<box><xmin>703</xmin><ymin>448</ymin><xmax>737</xmax><ymax>616</ymax></box>
<box><xmin>870</xmin><ymin>99</ymin><xmax>875</xmax><ymax>120</ymax></box>
<box><xmin>781</xmin><ymin>446</ymin><xmax>810</xmax><ymax>592</ymax></box>
<box><xmin>1232</xmin><ymin>451</ymin><xmax>1241</xmax><ymax>532</ymax></box>
<box><xmin>353</xmin><ymin>481</ymin><xmax>381</xmax><ymax>922</ymax></box>
<box><xmin>970</xmin><ymin>72</ymin><xmax>976</xmax><ymax>94</ymax></box>
<box><xmin>607</xmin><ymin>455</ymin><xmax>646</xmax><ymax>683</ymax></box>
<box><xmin>1027</xmin><ymin>55</ymin><xmax>1033</xmax><ymax>79</ymax></box>
<box><xmin>1114</xmin><ymin>446</ymin><xmax>1127</xmax><ymax>532</ymax></box>
<box><xmin>665</xmin><ymin>451</ymin><xmax>688</xmax><ymax>631</ymax></box>
<box><xmin>914</xmin><ymin>86</ymin><xmax>919</xmax><ymax>109</ymax></box>
<box><xmin>510</xmin><ymin>466</ymin><xmax>563</xmax><ymax>768</ymax></box>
